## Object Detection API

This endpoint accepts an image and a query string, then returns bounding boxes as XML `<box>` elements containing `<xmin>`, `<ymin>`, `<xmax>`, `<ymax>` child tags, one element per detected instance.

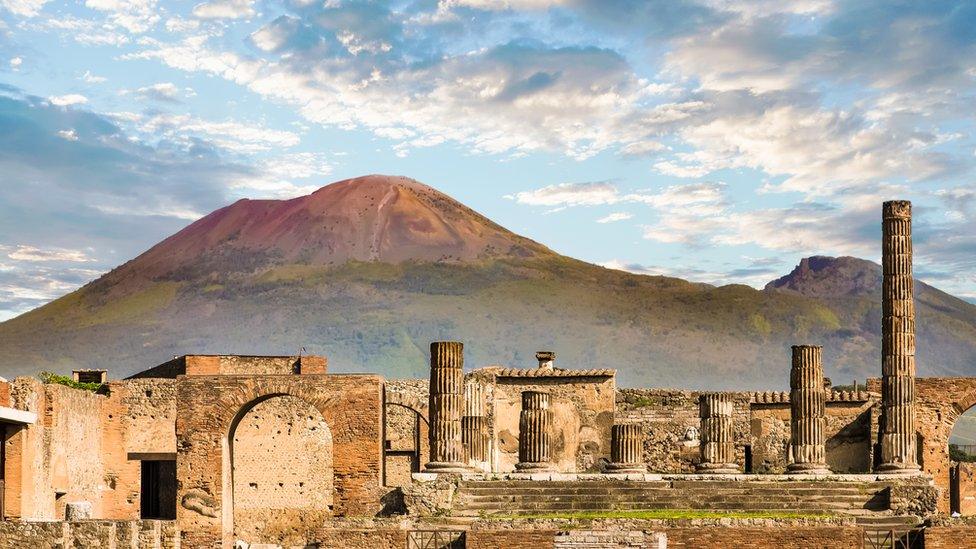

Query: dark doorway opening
<box><xmin>140</xmin><ymin>460</ymin><xmax>176</xmax><ymax>519</ymax></box>
<box><xmin>744</xmin><ymin>445</ymin><xmax>753</xmax><ymax>473</ymax></box>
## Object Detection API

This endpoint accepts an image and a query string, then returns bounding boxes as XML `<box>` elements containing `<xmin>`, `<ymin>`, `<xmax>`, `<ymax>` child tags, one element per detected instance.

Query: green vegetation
<box><xmin>486</xmin><ymin>509</ymin><xmax>834</xmax><ymax>520</ymax></box>
<box><xmin>38</xmin><ymin>371</ymin><xmax>105</xmax><ymax>393</ymax></box>
<box><xmin>76</xmin><ymin>282</ymin><xmax>181</xmax><ymax>327</ymax></box>
<box><xmin>950</xmin><ymin>444</ymin><xmax>976</xmax><ymax>463</ymax></box>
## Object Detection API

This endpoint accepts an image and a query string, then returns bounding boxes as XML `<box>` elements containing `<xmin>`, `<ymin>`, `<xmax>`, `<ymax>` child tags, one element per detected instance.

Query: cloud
<box><xmin>122</xmin><ymin>82</ymin><xmax>192</xmax><ymax>103</ymax></box>
<box><xmin>48</xmin><ymin>94</ymin><xmax>88</xmax><ymax>106</ymax></box>
<box><xmin>56</xmin><ymin>129</ymin><xmax>78</xmax><ymax>141</ymax></box>
<box><xmin>6</xmin><ymin>245</ymin><xmax>92</xmax><ymax>262</ymax></box>
<box><xmin>9</xmin><ymin>57</ymin><xmax>21</xmax><ymax>69</ymax></box>
<box><xmin>0</xmin><ymin>0</ymin><xmax>48</xmax><ymax>17</ymax></box>
<box><xmin>192</xmin><ymin>0</ymin><xmax>254</xmax><ymax>19</ymax></box>
<box><xmin>596</xmin><ymin>212</ymin><xmax>633</xmax><ymax>223</ymax></box>
<box><xmin>81</xmin><ymin>71</ymin><xmax>107</xmax><ymax>84</ymax></box>
<box><xmin>507</xmin><ymin>181</ymin><xmax>619</xmax><ymax>207</ymax></box>
<box><xmin>84</xmin><ymin>0</ymin><xmax>160</xmax><ymax>33</ymax></box>
<box><xmin>121</xmin><ymin>112</ymin><xmax>301</xmax><ymax>153</ymax></box>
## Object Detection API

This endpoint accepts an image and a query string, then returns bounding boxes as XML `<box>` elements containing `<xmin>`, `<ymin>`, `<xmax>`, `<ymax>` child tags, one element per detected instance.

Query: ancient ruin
<box><xmin>0</xmin><ymin>200</ymin><xmax>975</xmax><ymax>548</ymax></box>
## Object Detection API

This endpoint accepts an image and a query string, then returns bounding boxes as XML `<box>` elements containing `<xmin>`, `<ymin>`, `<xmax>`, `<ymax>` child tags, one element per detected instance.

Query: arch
<box><xmin>175</xmin><ymin>374</ymin><xmax>384</xmax><ymax>548</ymax></box>
<box><xmin>383</xmin><ymin>400</ymin><xmax>429</xmax><ymax>486</ymax></box>
<box><xmin>227</xmin><ymin>394</ymin><xmax>334</xmax><ymax>546</ymax></box>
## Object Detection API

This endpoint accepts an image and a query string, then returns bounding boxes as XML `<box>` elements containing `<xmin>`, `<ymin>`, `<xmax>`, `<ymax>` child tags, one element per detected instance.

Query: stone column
<box><xmin>878</xmin><ymin>200</ymin><xmax>921</xmax><ymax>473</ymax></box>
<box><xmin>462</xmin><ymin>381</ymin><xmax>490</xmax><ymax>466</ymax></box>
<box><xmin>424</xmin><ymin>341</ymin><xmax>468</xmax><ymax>472</ymax></box>
<box><xmin>516</xmin><ymin>391</ymin><xmax>553</xmax><ymax>472</ymax></box>
<box><xmin>536</xmin><ymin>351</ymin><xmax>555</xmax><ymax>371</ymax></box>
<box><xmin>697</xmin><ymin>393</ymin><xmax>739</xmax><ymax>474</ymax></box>
<box><xmin>606</xmin><ymin>424</ymin><xmax>645</xmax><ymax>474</ymax></box>
<box><xmin>788</xmin><ymin>345</ymin><xmax>831</xmax><ymax>475</ymax></box>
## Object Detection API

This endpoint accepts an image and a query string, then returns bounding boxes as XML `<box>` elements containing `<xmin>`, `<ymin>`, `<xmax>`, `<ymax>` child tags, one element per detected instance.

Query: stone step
<box><xmin>459</xmin><ymin>494</ymin><xmax>880</xmax><ymax>506</ymax></box>
<box><xmin>459</xmin><ymin>487</ymin><xmax>879</xmax><ymax>497</ymax></box>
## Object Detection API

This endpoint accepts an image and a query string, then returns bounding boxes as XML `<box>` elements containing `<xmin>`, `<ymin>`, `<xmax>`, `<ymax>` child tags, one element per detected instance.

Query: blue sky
<box><xmin>0</xmin><ymin>0</ymin><xmax>975</xmax><ymax>320</ymax></box>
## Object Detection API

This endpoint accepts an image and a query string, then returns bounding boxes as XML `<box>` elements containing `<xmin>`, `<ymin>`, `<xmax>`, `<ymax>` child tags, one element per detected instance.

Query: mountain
<box><xmin>1</xmin><ymin>174</ymin><xmax>975</xmax><ymax>389</ymax></box>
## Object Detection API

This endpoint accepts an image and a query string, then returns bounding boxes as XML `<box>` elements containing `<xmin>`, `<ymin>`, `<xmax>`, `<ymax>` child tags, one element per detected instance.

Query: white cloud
<box><xmin>596</xmin><ymin>212</ymin><xmax>633</xmax><ymax>223</ymax></box>
<box><xmin>48</xmin><ymin>94</ymin><xmax>88</xmax><ymax>107</ymax></box>
<box><xmin>9</xmin><ymin>57</ymin><xmax>22</xmax><ymax>70</ymax></box>
<box><xmin>7</xmin><ymin>245</ymin><xmax>93</xmax><ymax>263</ymax></box>
<box><xmin>192</xmin><ymin>0</ymin><xmax>255</xmax><ymax>19</ymax></box>
<box><xmin>122</xmin><ymin>82</ymin><xmax>190</xmax><ymax>103</ymax></box>
<box><xmin>57</xmin><ymin>129</ymin><xmax>79</xmax><ymax>141</ymax></box>
<box><xmin>124</xmin><ymin>112</ymin><xmax>301</xmax><ymax>153</ymax></box>
<box><xmin>81</xmin><ymin>70</ymin><xmax>107</xmax><ymax>83</ymax></box>
<box><xmin>507</xmin><ymin>181</ymin><xmax>619</xmax><ymax>207</ymax></box>
<box><xmin>0</xmin><ymin>0</ymin><xmax>48</xmax><ymax>17</ymax></box>
<box><xmin>84</xmin><ymin>0</ymin><xmax>160</xmax><ymax>33</ymax></box>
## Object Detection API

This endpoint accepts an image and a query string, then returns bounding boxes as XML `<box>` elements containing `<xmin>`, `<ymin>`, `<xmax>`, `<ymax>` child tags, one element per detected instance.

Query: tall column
<box><xmin>788</xmin><ymin>345</ymin><xmax>831</xmax><ymax>475</ymax></box>
<box><xmin>878</xmin><ymin>200</ymin><xmax>921</xmax><ymax>473</ymax></box>
<box><xmin>462</xmin><ymin>381</ymin><xmax>490</xmax><ymax>467</ymax></box>
<box><xmin>516</xmin><ymin>391</ymin><xmax>553</xmax><ymax>472</ymax></box>
<box><xmin>697</xmin><ymin>393</ymin><xmax>739</xmax><ymax>474</ymax></box>
<box><xmin>606</xmin><ymin>424</ymin><xmax>645</xmax><ymax>474</ymax></box>
<box><xmin>424</xmin><ymin>341</ymin><xmax>468</xmax><ymax>472</ymax></box>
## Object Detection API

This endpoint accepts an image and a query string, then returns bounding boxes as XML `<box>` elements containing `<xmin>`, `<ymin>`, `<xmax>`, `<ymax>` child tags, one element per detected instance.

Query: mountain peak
<box><xmin>764</xmin><ymin>256</ymin><xmax>881</xmax><ymax>298</ymax></box>
<box><xmin>118</xmin><ymin>174</ymin><xmax>552</xmax><ymax>283</ymax></box>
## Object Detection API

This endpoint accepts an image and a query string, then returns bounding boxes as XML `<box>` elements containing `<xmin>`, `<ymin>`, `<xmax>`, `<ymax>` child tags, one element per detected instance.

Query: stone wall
<box><xmin>924</xmin><ymin>525</ymin><xmax>976</xmax><ymax>548</ymax></box>
<box><xmin>232</xmin><ymin>394</ymin><xmax>334</xmax><ymax>546</ymax></box>
<box><xmin>954</xmin><ymin>461</ymin><xmax>976</xmax><ymax>516</ymax></box>
<box><xmin>491</xmin><ymin>374</ymin><xmax>614</xmax><ymax>473</ymax></box>
<box><xmin>385</xmin><ymin>379</ymin><xmax>429</xmax><ymax>486</ymax></box>
<box><xmin>615</xmin><ymin>389</ymin><xmax>751</xmax><ymax>473</ymax></box>
<box><xmin>0</xmin><ymin>519</ymin><xmax>179</xmax><ymax>548</ymax></box>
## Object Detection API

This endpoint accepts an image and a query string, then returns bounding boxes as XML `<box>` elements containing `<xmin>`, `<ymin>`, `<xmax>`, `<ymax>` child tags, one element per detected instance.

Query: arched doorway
<box><xmin>230</xmin><ymin>394</ymin><xmax>334</xmax><ymax>546</ymax></box>
<box><xmin>950</xmin><ymin>405</ymin><xmax>976</xmax><ymax>516</ymax></box>
<box><xmin>384</xmin><ymin>401</ymin><xmax>429</xmax><ymax>487</ymax></box>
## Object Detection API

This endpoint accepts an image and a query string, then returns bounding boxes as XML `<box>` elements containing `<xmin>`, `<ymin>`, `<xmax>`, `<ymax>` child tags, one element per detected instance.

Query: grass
<box><xmin>484</xmin><ymin>509</ymin><xmax>835</xmax><ymax>520</ymax></box>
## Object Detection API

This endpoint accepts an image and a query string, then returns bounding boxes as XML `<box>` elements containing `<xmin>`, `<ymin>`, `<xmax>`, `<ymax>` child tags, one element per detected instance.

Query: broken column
<box><xmin>536</xmin><ymin>351</ymin><xmax>555</xmax><ymax>371</ymax></box>
<box><xmin>696</xmin><ymin>393</ymin><xmax>739</xmax><ymax>474</ymax></box>
<box><xmin>462</xmin><ymin>381</ymin><xmax>490</xmax><ymax>467</ymax></box>
<box><xmin>878</xmin><ymin>200</ymin><xmax>921</xmax><ymax>473</ymax></box>
<box><xmin>606</xmin><ymin>424</ymin><xmax>645</xmax><ymax>474</ymax></box>
<box><xmin>788</xmin><ymin>345</ymin><xmax>831</xmax><ymax>475</ymax></box>
<box><xmin>424</xmin><ymin>341</ymin><xmax>468</xmax><ymax>472</ymax></box>
<box><xmin>516</xmin><ymin>390</ymin><xmax>554</xmax><ymax>472</ymax></box>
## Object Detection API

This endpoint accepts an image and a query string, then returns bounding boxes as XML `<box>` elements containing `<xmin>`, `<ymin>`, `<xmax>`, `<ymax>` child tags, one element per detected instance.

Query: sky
<box><xmin>0</xmin><ymin>0</ymin><xmax>974</xmax><ymax>321</ymax></box>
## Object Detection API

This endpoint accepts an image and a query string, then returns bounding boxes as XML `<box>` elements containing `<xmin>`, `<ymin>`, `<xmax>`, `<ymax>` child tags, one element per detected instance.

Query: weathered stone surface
<box><xmin>516</xmin><ymin>391</ymin><xmax>554</xmax><ymax>472</ymax></box>
<box><xmin>788</xmin><ymin>345</ymin><xmax>831</xmax><ymax>475</ymax></box>
<box><xmin>425</xmin><ymin>341</ymin><xmax>468</xmax><ymax>472</ymax></box>
<box><xmin>606</xmin><ymin>423</ymin><xmax>645</xmax><ymax>473</ymax></box>
<box><xmin>697</xmin><ymin>393</ymin><xmax>739</xmax><ymax>474</ymax></box>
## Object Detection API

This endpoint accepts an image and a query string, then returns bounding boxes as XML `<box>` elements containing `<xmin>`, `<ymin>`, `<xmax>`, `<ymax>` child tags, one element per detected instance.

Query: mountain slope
<box><xmin>1</xmin><ymin>175</ymin><xmax>975</xmax><ymax>389</ymax></box>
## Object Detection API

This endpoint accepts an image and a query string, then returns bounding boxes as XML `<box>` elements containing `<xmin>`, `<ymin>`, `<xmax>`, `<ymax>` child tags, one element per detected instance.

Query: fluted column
<box><xmin>697</xmin><ymin>393</ymin><xmax>739</xmax><ymax>474</ymax></box>
<box><xmin>878</xmin><ymin>200</ymin><xmax>921</xmax><ymax>474</ymax></box>
<box><xmin>462</xmin><ymin>381</ymin><xmax>490</xmax><ymax>466</ymax></box>
<box><xmin>424</xmin><ymin>341</ymin><xmax>468</xmax><ymax>472</ymax></box>
<box><xmin>606</xmin><ymin>424</ymin><xmax>645</xmax><ymax>474</ymax></box>
<box><xmin>788</xmin><ymin>345</ymin><xmax>831</xmax><ymax>474</ymax></box>
<box><xmin>516</xmin><ymin>391</ymin><xmax>553</xmax><ymax>472</ymax></box>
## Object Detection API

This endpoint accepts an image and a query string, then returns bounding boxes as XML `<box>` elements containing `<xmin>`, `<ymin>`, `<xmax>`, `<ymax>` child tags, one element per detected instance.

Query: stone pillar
<box><xmin>606</xmin><ymin>424</ymin><xmax>645</xmax><ymax>473</ymax></box>
<box><xmin>516</xmin><ymin>391</ymin><xmax>553</xmax><ymax>472</ymax></box>
<box><xmin>878</xmin><ymin>200</ymin><xmax>921</xmax><ymax>473</ymax></box>
<box><xmin>788</xmin><ymin>345</ymin><xmax>831</xmax><ymax>475</ymax></box>
<box><xmin>536</xmin><ymin>351</ymin><xmax>555</xmax><ymax>371</ymax></box>
<box><xmin>697</xmin><ymin>393</ymin><xmax>739</xmax><ymax>474</ymax></box>
<box><xmin>424</xmin><ymin>341</ymin><xmax>468</xmax><ymax>472</ymax></box>
<box><xmin>462</xmin><ymin>381</ymin><xmax>490</xmax><ymax>466</ymax></box>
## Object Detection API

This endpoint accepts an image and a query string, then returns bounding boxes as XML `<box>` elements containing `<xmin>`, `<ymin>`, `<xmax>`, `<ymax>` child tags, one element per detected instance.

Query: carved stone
<box><xmin>606</xmin><ymin>423</ymin><xmax>645</xmax><ymax>473</ymax></box>
<box><xmin>516</xmin><ymin>391</ymin><xmax>554</xmax><ymax>472</ymax></box>
<box><xmin>424</xmin><ymin>341</ymin><xmax>468</xmax><ymax>472</ymax></box>
<box><xmin>462</xmin><ymin>382</ymin><xmax>489</xmax><ymax>465</ymax></box>
<box><xmin>878</xmin><ymin>200</ymin><xmax>921</xmax><ymax>474</ymax></box>
<box><xmin>697</xmin><ymin>393</ymin><xmax>739</xmax><ymax>474</ymax></box>
<box><xmin>788</xmin><ymin>345</ymin><xmax>831</xmax><ymax>475</ymax></box>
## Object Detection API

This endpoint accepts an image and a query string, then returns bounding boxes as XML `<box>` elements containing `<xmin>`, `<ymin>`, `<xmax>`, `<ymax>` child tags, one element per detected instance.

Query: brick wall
<box><xmin>924</xmin><ymin>526</ymin><xmax>976</xmax><ymax>548</ymax></box>
<box><xmin>0</xmin><ymin>519</ymin><xmax>178</xmax><ymax>548</ymax></box>
<box><xmin>467</xmin><ymin>529</ymin><xmax>556</xmax><ymax>549</ymax></box>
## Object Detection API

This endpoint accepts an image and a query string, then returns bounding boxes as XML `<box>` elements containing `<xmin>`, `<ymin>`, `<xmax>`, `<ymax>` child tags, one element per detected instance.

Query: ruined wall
<box><xmin>869</xmin><ymin>376</ymin><xmax>976</xmax><ymax>513</ymax></box>
<box><xmin>175</xmin><ymin>374</ymin><xmax>384</xmax><ymax>547</ymax></box>
<box><xmin>0</xmin><ymin>519</ymin><xmax>179</xmax><ymax>548</ymax></box>
<box><xmin>385</xmin><ymin>379</ymin><xmax>429</xmax><ymax>486</ymax></box>
<box><xmin>491</xmin><ymin>375</ymin><xmax>614</xmax><ymax>473</ymax></box>
<box><xmin>232</xmin><ymin>395</ymin><xmax>333</xmax><ymax>546</ymax></box>
<box><xmin>615</xmin><ymin>389</ymin><xmax>751</xmax><ymax>473</ymax></box>
<box><xmin>749</xmin><ymin>397</ymin><xmax>876</xmax><ymax>474</ymax></box>
<box><xmin>955</xmin><ymin>461</ymin><xmax>976</xmax><ymax>516</ymax></box>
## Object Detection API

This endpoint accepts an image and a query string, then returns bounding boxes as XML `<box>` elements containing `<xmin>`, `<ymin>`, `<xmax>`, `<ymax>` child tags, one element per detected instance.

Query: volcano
<box><xmin>1</xmin><ymin>174</ymin><xmax>975</xmax><ymax>388</ymax></box>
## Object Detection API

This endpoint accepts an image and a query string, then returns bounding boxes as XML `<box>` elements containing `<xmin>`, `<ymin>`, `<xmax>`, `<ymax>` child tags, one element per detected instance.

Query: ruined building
<box><xmin>1</xmin><ymin>201</ymin><xmax>976</xmax><ymax>548</ymax></box>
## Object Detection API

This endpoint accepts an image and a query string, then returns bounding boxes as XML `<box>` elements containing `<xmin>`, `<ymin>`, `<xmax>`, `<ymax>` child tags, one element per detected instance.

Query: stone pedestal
<box><xmin>424</xmin><ymin>341</ymin><xmax>468</xmax><ymax>472</ymax></box>
<box><xmin>697</xmin><ymin>393</ymin><xmax>739</xmax><ymax>474</ymax></box>
<box><xmin>788</xmin><ymin>345</ymin><xmax>831</xmax><ymax>475</ymax></box>
<box><xmin>65</xmin><ymin>501</ymin><xmax>92</xmax><ymax>521</ymax></box>
<box><xmin>878</xmin><ymin>200</ymin><xmax>921</xmax><ymax>474</ymax></box>
<box><xmin>462</xmin><ymin>382</ymin><xmax>490</xmax><ymax>465</ymax></box>
<box><xmin>516</xmin><ymin>391</ymin><xmax>554</xmax><ymax>472</ymax></box>
<box><xmin>606</xmin><ymin>424</ymin><xmax>645</xmax><ymax>474</ymax></box>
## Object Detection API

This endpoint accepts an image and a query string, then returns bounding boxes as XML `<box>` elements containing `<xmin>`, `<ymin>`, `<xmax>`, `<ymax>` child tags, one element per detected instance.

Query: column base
<box><xmin>786</xmin><ymin>463</ymin><xmax>832</xmax><ymax>475</ymax></box>
<box><xmin>605</xmin><ymin>463</ymin><xmax>646</xmax><ymax>474</ymax></box>
<box><xmin>424</xmin><ymin>462</ymin><xmax>470</xmax><ymax>473</ymax></box>
<box><xmin>515</xmin><ymin>462</ymin><xmax>554</xmax><ymax>472</ymax></box>
<box><xmin>696</xmin><ymin>463</ymin><xmax>740</xmax><ymax>474</ymax></box>
<box><xmin>876</xmin><ymin>462</ymin><xmax>922</xmax><ymax>475</ymax></box>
